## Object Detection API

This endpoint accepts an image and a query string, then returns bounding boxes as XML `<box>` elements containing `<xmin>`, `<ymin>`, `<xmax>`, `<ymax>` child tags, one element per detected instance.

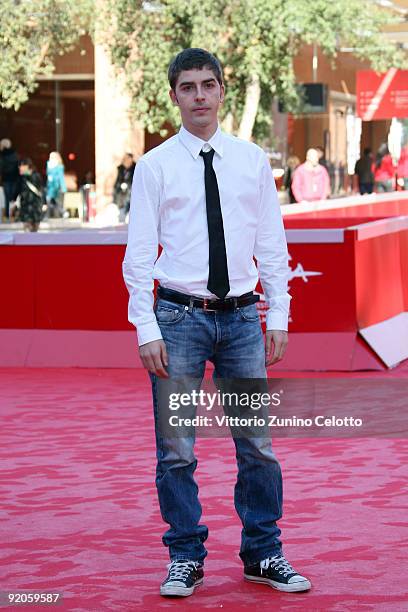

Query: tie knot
<box><xmin>200</xmin><ymin>148</ymin><xmax>215</xmax><ymax>164</ymax></box>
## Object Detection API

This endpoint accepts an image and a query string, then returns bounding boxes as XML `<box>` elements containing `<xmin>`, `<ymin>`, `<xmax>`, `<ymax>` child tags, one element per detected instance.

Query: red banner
<box><xmin>356</xmin><ymin>69</ymin><xmax>408</xmax><ymax>120</ymax></box>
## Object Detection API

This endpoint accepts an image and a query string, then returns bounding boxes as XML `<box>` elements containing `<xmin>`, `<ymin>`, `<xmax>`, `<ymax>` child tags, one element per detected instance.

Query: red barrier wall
<box><xmin>355</xmin><ymin>232</ymin><xmax>406</xmax><ymax>329</ymax></box>
<box><xmin>1</xmin><ymin>193</ymin><xmax>407</xmax><ymax>369</ymax></box>
<box><xmin>1</xmin><ymin>245</ymin><xmax>131</xmax><ymax>331</ymax></box>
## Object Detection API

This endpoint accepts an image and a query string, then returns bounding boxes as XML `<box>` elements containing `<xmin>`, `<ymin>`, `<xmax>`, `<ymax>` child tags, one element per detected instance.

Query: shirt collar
<box><xmin>178</xmin><ymin>124</ymin><xmax>224</xmax><ymax>159</ymax></box>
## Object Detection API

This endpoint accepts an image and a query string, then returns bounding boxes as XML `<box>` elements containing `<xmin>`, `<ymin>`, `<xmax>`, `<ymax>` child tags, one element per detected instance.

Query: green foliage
<box><xmin>2</xmin><ymin>0</ymin><xmax>405</xmax><ymax>139</ymax></box>
<box><xmin>0</xmin><ymin>0</ymin><xmax>93</xmax><ymax>110</ymax></box>
<box><xmin>101</xmin><ymin>0</ymin><xmax>406</xmax><ymax>141</ymax></box>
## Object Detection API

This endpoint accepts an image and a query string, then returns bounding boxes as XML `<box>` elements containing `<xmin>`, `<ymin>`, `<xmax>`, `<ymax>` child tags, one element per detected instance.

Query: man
<box><xmin>316</xmin><ymin>145</ymin><xmax>335</xmax><ymax>194</ymax></box>
<box><xmin>0</xmin><ymin>138</ymin><xmax>20</xmax><ymax>219</ymax></box>
<box><xmin>315</xmin><ymin>145</ymin><xmax>328</xmax><ymax>170</ymax></box>
<box><xmin>354</xmin><ymin>148</ymin><xmax>374</xmax><ymax>195</ymax></box>
<box><xmin>291</xmin><ymin>148</ymin><xmax>330</xmax><ymax>203</ymax></box>
<box><xmin>123</xmin><ymin>48</ymin><xmax>311</xmax><ymax>598</ymax></box>
<box><xmin>113</xmin><ymin>152</ymin><xmax>136</xmax><ymax>222</ymax></box>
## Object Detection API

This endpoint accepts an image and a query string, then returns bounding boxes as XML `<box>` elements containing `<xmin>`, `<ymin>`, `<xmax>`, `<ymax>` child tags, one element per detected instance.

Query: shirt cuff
<box><xmin>137</xmin><ymin>321</ymin><xmax>163</xmax><ymax>346</ymax></box>
<box><xmin>265</xmin><ymin>310</ymin><xmax>289</xmax><ymax>332</ymax></box>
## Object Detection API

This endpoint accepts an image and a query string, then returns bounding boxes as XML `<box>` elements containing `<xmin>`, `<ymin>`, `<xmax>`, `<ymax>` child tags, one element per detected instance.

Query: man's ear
<box><xmin>169</xmin><ymin>88</ymin><xmax>179</xmax><ymax>106</ymax></box>
<box><xmin>219</xmin><ymin>83</ymin><xmax>225</xmax><ymax>104</ymax></box>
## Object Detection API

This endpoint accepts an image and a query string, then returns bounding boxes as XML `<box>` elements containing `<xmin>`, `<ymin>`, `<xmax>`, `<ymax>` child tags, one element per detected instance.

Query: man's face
<box><xmin>306</xmin><ymin>149</ymin><xmax>319</xmax><ymax>166</ymax></box>
<box><xmin>19</xmin><ymin>164</ymin><xmax>30</xmax><ymax>175</ymax></box>
<box><xmin>169</xmin><ymin>68</ymin><xmax>224</xmax><ymax>132</ymax></box>
<box><xmin>123</xmin><ymin>155</ymin><xmax>133</xmax><ymax>168</ymax></box>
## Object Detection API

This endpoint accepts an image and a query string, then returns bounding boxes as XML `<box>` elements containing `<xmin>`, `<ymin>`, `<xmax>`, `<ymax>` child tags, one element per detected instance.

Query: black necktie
<box><xmin>200</xmin><ymin>148</ymin><xmax>230</xmax><ymax>299</ymax></box>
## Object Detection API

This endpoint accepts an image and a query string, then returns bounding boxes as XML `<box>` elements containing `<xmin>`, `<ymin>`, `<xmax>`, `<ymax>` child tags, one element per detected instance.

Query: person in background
<box><xmin>397</xmin><ymin>143</ymin><xmax>408</xmax><ymax>191</ymax></box>
<box><xmin>46</xmin><ymin>151</ymin><xmax>67</xmax><ymax>218</ymax></box>
<box><xmin>18</xmin><ymin>159</ymin><xmax>44</xmax><ymax>232</ymax></box>
<box><xmin>316</xmin><ymin>145</ymin><xmax>336</xmax><ymax>194</ymax></box>
<box><xmin>354</xmin><ymin>147</ymin><xmax>374</xmax><ymax>195</ymax></box>
<box><xmin>0</xmin><ymin>138</ymin><xmax>20</xmax><ymax>219</ymax></box>
<box><xmin>315</xmin><ymin>146</ymin><xmax>328</xmax><ymax>171</ymax></box>
<box><xmin>374</xmin><ymin>144</ymin><xmax>395</xmax><ymax>193</ymax></box>
<box><xmin>291</xmin><ymin>148</ymin><xmax>330</xmax><ymax>203</ymax></box>
<box><xmin>114</xmin><ymin>153</ymin><xmax>136</xmax><ymax>222</ymax></box>
<box><xmin>283</xmin><ymin>156</ymin><xmax>300</xmax><ymax>203</ymax></box>
<box><xmin>80</xmin><ymin>171</ymin><xmax>95</xmax><ymax>222</ymax></box>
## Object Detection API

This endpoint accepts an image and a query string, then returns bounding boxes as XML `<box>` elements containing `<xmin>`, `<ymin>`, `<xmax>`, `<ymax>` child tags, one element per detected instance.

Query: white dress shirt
<box><xmin>123</xmin><ymin>124</ymin><xmax>291</xmax><ymax>346</ymax></box>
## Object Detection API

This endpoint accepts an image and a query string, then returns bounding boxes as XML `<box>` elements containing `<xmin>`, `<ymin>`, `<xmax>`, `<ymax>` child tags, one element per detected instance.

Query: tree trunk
<box><xmin>238</xmin><ymin>73</ymin><xmax>260</xmax><ymax>141</ymax></box>
<box><xmin>36</xmin><ymin>41</ymin><xmax>50</xmax><ymax>70</ymax></box>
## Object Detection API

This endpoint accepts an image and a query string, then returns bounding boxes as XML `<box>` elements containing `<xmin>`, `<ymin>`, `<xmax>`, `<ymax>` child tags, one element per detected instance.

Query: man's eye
<box><xmin>183</xmin><ymin>86</ymin><xmax>192</xmax><ymax>91</ymax></box>
<box><xmin>206</xmin><ymin>83</ymin><xmax>215</xmax><ymax>88</ymax></box>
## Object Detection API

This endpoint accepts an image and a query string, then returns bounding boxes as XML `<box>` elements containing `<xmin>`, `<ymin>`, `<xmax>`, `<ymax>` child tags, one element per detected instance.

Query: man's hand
<box><xmin>139</xmin><ymin>339</ymin><xmax>169</xmax><ymax>378</ymax></box>
<box><xmin>265</xmin><ymin>330</ymin><xmax>288</xmax><ymax>366</ymax></box>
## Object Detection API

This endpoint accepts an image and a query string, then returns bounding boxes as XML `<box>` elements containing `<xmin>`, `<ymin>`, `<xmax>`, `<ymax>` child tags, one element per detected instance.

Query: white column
<box><xmin>94</xmin><ymin>43</ymin><xmax>144</xmax><ymax>210</ymax></box>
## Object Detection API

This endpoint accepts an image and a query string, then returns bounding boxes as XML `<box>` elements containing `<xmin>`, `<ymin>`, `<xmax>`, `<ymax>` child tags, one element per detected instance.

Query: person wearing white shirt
<box><xmin>123</xmin><ymin>48</ymin><xmax>311</xmax><ymax>597</ymax></box>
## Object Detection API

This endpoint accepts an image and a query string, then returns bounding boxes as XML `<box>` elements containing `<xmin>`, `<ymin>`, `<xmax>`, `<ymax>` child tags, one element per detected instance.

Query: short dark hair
<box><xmin>168</xmin><ymin>48</ymin><xmax>223</xmax><ymax>90</ymax></box>
<box><xmin>19</xmin><ymin>158</ymin><xmax>33</xmax><ymax>168</ymax></box>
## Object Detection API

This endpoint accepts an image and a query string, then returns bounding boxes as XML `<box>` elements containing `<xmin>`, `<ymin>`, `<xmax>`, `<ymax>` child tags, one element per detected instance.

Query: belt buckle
<box><xmin>202</xmin><ymin>298</ymin><xmax>217</xmax><ymax>312</ymax></box>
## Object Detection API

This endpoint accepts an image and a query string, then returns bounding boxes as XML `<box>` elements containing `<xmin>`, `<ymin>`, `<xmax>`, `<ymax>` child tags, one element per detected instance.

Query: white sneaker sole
<box><xmin>160</xmin><ymin>577</ymin><xmax>204</xmax><ymax>597</ymax></box>
<box><xmin>244</xmin><ymin>573</ymin><xmax>311</xmax><ymax>592</ymax></box>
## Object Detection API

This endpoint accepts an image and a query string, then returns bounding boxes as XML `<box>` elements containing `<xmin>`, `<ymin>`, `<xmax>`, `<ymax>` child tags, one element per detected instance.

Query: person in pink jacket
<box><xmin>397</xmin><ymin>144</ymin><xmax>408</xmax><ymax>190</ymax></box>
<box><xmin>373</xmin><ymin>144</ymin><xmax>395</xmax><ymax>192</ymax></box>
<box><xmin>291</xmin><ymin>148</ymin><xmax>330</xmax><ymax>203</ymax></box>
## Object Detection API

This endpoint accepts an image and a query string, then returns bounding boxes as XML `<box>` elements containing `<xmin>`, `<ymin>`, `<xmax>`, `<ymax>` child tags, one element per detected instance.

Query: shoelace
<box><xmin>260</xmin><ymin>555</ymin><xmax>296</xmax><ymax>578</ymax></box>
<box><xmin>166</xmin><ymin>560</ymin><xmax>200</xmax><ymax>581</ymax></box>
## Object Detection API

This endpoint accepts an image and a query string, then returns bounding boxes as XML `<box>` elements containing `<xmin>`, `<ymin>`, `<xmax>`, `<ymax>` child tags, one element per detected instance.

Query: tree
<box><xmin>101</xmin><ymin>0</ymin><xmax>406</xmax><ymax>141</ymax></box>
<box><xmin>0</xmin><ymin>0</ymin><xmax>93</xmax><ymax>110</ymax></box>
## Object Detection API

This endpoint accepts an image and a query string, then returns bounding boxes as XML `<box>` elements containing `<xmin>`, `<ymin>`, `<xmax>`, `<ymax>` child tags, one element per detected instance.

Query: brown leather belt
<box><xmin>157</xmin><ymin>286</ymin><xmax>259</xmax><ymax>311</ymax></box>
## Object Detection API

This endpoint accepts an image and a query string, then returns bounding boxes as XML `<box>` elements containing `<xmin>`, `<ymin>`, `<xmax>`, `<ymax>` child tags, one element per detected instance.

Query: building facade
<box><xmin>0</xmin><ymin>32</ymin><xmax>404</xmax><ymax>208</ymax></box>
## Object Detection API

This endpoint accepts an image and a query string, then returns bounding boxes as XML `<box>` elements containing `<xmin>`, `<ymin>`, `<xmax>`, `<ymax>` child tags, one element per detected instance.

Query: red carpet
<box><xmin>1</xmin><ymin>367</ymin><xmax>408</xmax><ymax>611</ymax></box>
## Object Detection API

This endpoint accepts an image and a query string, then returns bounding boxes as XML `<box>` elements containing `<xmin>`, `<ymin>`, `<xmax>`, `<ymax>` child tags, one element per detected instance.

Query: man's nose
<box><xmin>195</xmin><ymin>87</ymin><xmax>205</xmax><ymax>101</ymax></box>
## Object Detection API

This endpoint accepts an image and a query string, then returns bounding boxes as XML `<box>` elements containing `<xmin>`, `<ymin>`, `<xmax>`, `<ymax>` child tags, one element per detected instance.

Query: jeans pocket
<box><xmin>155</xmin><ymin>301</ymin><xmax>187</xmax><ymax>325</ymax></box>
<box><xmin>238</xmin><ymin>303</ymin><xmax>260</xmax><ymax>322</ymax></box>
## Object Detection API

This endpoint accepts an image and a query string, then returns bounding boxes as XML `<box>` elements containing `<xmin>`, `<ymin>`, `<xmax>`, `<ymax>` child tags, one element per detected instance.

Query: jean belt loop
<box><xmin>188</xmin><ymin>297</ymin><xmax>194</xmax><ymax>314</ymax></box>
<box><xmin>233</xmin><ymin>297</ymin><xmax>238</xmax><ymax>309</ymax></box>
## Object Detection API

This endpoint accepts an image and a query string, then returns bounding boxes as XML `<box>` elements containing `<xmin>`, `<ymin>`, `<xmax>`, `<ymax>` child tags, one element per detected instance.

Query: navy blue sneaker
<box><xmin>244</xmin><ymin>554</ymin><xmax>311</xmax><ymax>592</ymax></box>
<box><xmin>160</xmin><ymin>560</ymin><xmax>204</xmax><ymax>597</ymax></box>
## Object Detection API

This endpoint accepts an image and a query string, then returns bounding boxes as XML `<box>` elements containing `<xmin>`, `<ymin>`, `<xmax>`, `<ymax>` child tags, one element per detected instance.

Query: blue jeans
<box><xmin>149</xmin><ymin>296</ymin><xmax>283</xmax><ymax>566</ymax></box>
